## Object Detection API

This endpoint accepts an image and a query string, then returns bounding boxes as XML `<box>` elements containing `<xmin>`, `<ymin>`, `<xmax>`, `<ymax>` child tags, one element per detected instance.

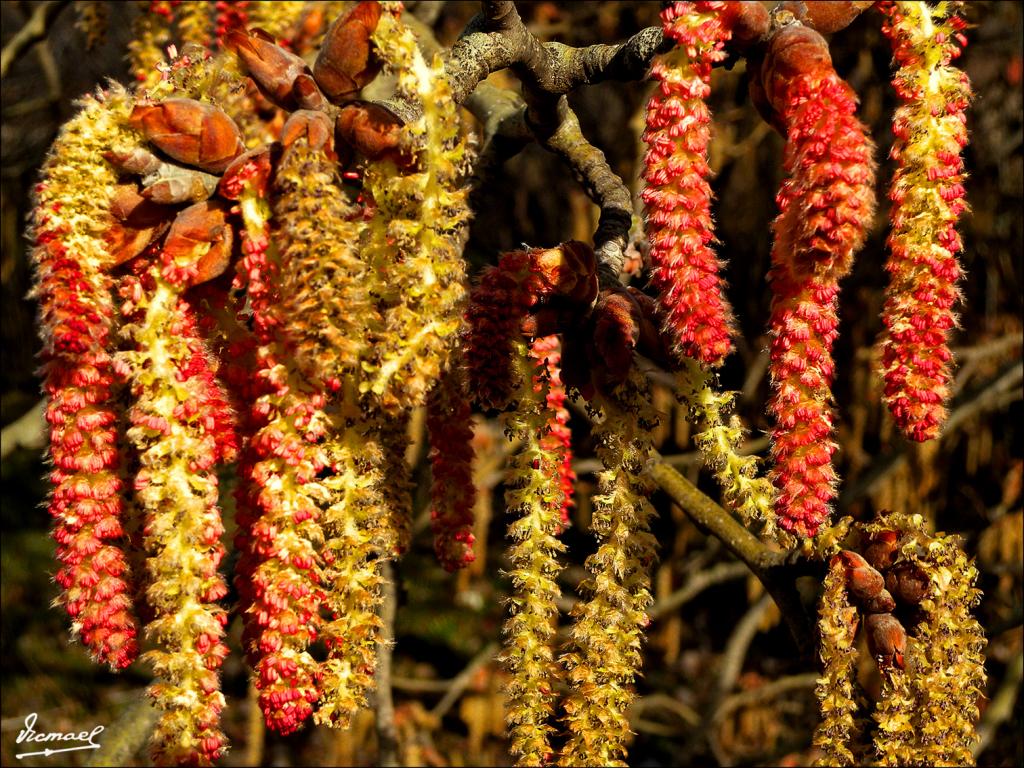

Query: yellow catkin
<box><xmin>865</xmin><ymin>511</ymin><xmax>987</xmax><ymax>765</ymax></box>
<box><xmin>128</xmin><ymin>0</ymin><xmax>173</xmax><ymax>90</ymax></box>
<box><xmin>272</xmin><ymin>137</ymin><xmax>376</xmax><ymax>387</ymax></box>
<box><xmin>361</xmin><ymin>9</ymin><xmax>471</xmax><ymax>411</ymax></box>
<box><xmin>812</xmin><ymin>556</ymin><xmax>860</xmax><ymax>766</ymax></box>
<box><xmin>500</xmin><ymin>338</ymin><xmax>568</xmax><ymax>767</ymax></box>
<box><xmin>559</xmin><ymin>368</ymin><xmax>659</xmax><ymax>767</ymax></box>
<box><xmin>246</xmin><ymin>0</ymin><xmax>307</xmax><ymax>40</ymax></box>
<box><xmin>316</xmin><ymin>386</ymin><xmax>393</xmax><ymax>728</ymax></box>
<box><xmin>912</xmin><ymin>535</ymin><xmax>986</xmax><ymax>765</ymax></box>
<box><xmin>124</xmin><ymin>278</ymin><xmax>229</xmax><ymax>766</ymax></box>
<box><xmin>873</xmin><ymin>665</ymin><xmax>918</xmax><ymax>766</ymax></box>
<box><xmin>676</xmin><ymin>357</ymin><xmax>785</xmax><ymax>543</ymax></box>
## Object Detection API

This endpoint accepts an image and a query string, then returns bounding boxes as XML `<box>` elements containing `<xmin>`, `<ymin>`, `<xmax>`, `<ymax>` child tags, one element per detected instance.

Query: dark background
<box><xmin>2</xmin><ymin>2</ymin><xmax>1021</xmax><ymax>765</ymax></box>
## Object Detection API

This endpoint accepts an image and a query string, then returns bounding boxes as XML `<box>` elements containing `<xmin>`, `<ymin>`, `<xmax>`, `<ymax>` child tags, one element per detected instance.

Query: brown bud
<box><xmin>281</xmin><ymin>110</ymin><xmax>336</xmax><ymax>161</ymax></box>
<box><xmin>524</xmin><ymin>241</ymin><xmax>598</xmax><ymax>308</ymax></box>
<box><xmin>314</xmin><ymin>0</ymin><xmax>383</xmax><ymax>104</ymax></box>
<box><xmin>590</xmin><ymin>288</ymin><xmax>643</xmax><ymax>394</ymax></box>
<box><xmin>861</xmin><ymin>588</ymin><xmax>896</xmax><ymax>615</ymax></box>
<box><xmin>865</xmin><ymin>612</ymin><xmax>907</xmax><ymax>670</ymax></box>
<box><xmin>336</xmin><ymin>102</ymin><xmax>408</xmax><ymax>166</ymax></box>
<box><xmin>760</xmin><ymin>24</ymin><xmax>833</xmax><ymax>113</ymax></box>
<box><xmin>863</xmin><ymin>529</ymin><xmax>900</xmax><ymax>571</ymax></box>
<box><xmin>106</xmin><ymin>184</ymin><xmax>174</xmax><ymax>266</ymax></box>
<box><xmin>141</xmin><ymin>166</ymin><xmax>219</xmax><ymax>205</ymax></box>
<box><xmin>162</xmin><ymin>200</ymin><xmax>234</xmax><ymax>285</ymax></box>
<box><xmin>837</xmin><ymin>550</ymin><xmax>885</xmax><ymax>602</ymax></box>
<box><xmin>886</xmin><ymin>563</ymin><xmax>930</xmax><ymax>607</ymax></box>
<box><xmin>109</xmin><ymin>183</ymin><xmax>168</xmax><ymax>225</ymax></box>
<box><xmin>218</xmin><ymin>145</ymin><xmax>276</xmax><ymax>200</ymax></box>
<box><xmin>718</xmin><ymin>2</ymin><xmax>770</xmax><ymax>51</ymax></box>
<box><xmin>104</xmin><ymin>146</ymin><xmax>163</xmax><ymax>176</ymax></box>
<box><xmin>225</xmin><ymin>28</ymin><xmax>324</xmax><ymax>110</ymax></box>
<box><xmin>130</xmin><ymin>99</ymin><xmax>244</xmax><ymax>173</ymax></box>
<box><xmin>779</xmin><ymin>1</ymin><xmax>875</xmax><ymax>35</ymax></box>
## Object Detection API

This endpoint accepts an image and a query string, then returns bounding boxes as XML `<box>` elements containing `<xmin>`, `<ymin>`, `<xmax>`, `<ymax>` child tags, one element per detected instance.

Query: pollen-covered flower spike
<box><xmin>755</xmin><ymin>23</ymin><xmax>876</xmax><ymax>538</ymax></box>
<box><xmin>359</xmin><ymin>9</ymin><xmax>472</xmax><ymax>412</ymax></box>
<box><xmin>675</xmin><ymin>356</ymin><xmax>781</xmax><ymax>541</ymax></box>
<box><xmin>30</xmin><ymin>86</ymin><xmax>141</xmax><ymax>671</ymax></box>
<box><xmin>812</xmin><ymin>555</ymin><xmax>861</xmax><ymax>766</ymax></box>
<box><xmin>121</xmin><ymin>267</ymin><xmax>234</xmax><ymax>766</ymax></box>
<box><xmin>878</xmin><ymin>1</ymin><xmax>971</xmax><ymax>442</ymax></box>
<box><xmin>642</xmin><ymin>0</ymin><xmax>736</xmax><ymax>366</ymax></box>
<box><xmin>226</xmin><ymin>147</ymin><xmax>327</xmax><ymax>736</ymax></box>
<box><xmin>427</xmin><ymin>358</ymin><xmax>478</xmax><ymax>572</ymax></box>
<box><xmin>500</xmin><ymin>337</ymin><xmax>569</xmax><ymax>767</ymax></box>
<box><xmin>560</xmin><ymin>368</ymin><xmax>659</xmax><ymax>767</ymax></box>
<box><xmin>316</xmin><ymin>390</ymin><xmax>394</xmax><ymax>729</ymax></box>
<box><xmin>272</xmin><ymin>113</ymin><xmax>375</xmax><ymax>388</ymax></box>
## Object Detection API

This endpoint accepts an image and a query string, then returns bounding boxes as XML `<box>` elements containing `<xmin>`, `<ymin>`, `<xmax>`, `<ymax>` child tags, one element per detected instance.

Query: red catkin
<box><xmin>427</xmin><ymin>362</ymin><xmax>478</xmax><ymax>572</ymax></box>
<box><xmin>229</xmin><ymin>170</ymin><xmax>326</xmax><ymax>735</ymax></box>
<box><xmin>878</xmin><ymin>1</ymin><xmax>971</xmax><ymax>442</ymax></box>
<box><xmin>530</xmin><ymin>335</ymin><xmax>576</xmax><ymax>527</ymax></box>
<box><xmin>30</xmin><ymin>94</ymin><xmax>141</xmax><ymax>669</ymax></box>
<box><xmin>758</xmin><ymin>24</ymin><xmax>875</xmax><ymax>538</ymax></box>
<box><xmin>642</xmin><ymin>0</ymin><xmax>735</xmax><ymax>366</ymax></box>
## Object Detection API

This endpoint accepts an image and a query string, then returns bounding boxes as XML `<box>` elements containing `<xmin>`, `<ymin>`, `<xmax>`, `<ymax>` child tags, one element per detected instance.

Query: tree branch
<box><xmin>0</xmin><ymin>0</ymin><xmax>70</xmax><ymax>79</ymax></box>
<box><xmin>649</xmin><ymin>460</ymin><xmax>818</xmax><ymax>657</ymax></box>
<box><xmin>375</xmin><ymin>560</ymin><xmax>399</xmax><ymax>768</ymax></box>
<box><xmin>430</xmin><ymin>641</ymin><xmax>499</xmax><ymax>721</ymax></box>
<box><xmin>400</xmin><ymin>2</ymin><xmax>664</xmax><ymax>281</ymax></box>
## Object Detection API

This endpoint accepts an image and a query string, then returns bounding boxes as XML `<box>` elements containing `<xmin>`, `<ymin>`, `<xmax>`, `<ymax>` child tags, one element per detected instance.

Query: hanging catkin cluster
<box><xmin>811</xmin><ymin>511</ymin><xmax>987</xmax><ymax>766</ymax></box>
<box><xmin>560</xmin><ymin>368</ymin><xmax>659</xmax><ymax>767</ymax></box>
<box><xmin>28</xmin><ymin>2</ymin><xmax>987</xmax><ymax>767</ymax></box>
